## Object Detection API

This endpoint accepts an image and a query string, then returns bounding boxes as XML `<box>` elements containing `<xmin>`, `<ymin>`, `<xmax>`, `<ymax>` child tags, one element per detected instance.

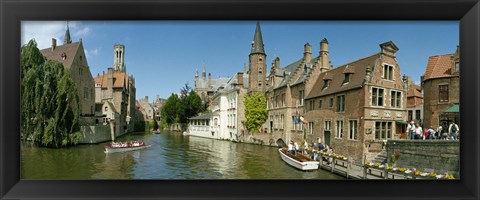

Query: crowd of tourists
<box><xmin>287</xmin><ymin>137</ymin><xmax>333</xmax><ymax>162</ymax></box>
<box><xmin>406</xmin><ymin>121</ymin><xmax>459</xmax><ymax>140</ymax></box>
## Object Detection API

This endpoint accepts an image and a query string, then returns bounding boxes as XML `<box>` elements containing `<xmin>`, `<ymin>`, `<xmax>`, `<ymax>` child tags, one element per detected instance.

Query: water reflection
<box><xmin>21</xmin><ymin>131</ymin><xmax>345</xmax><ymax>180</ymax></box>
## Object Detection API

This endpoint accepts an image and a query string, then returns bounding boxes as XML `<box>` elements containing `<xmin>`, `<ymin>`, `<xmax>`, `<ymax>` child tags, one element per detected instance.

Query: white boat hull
<box><xmin>104</xmin><ymin>145</ymin><xmax>151</xmax><ymax>153</ymax></box>
<box><xmin>278</xmin><ymin>148</ymin><xmax>319</xmax><ymax>171</ymax></box>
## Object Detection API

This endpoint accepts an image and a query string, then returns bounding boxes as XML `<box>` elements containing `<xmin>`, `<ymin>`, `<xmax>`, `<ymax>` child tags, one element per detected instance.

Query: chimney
<box><xmin>51</xmin><ymin>38</ymin><xmax>57</xmax><ymax>51</ymax></box>
<box><xmin>274</xmin><ymin>57</ymin><xmax>280</xmax><ymax>70</ymax></box>
<box><xmin>145</xmin><ymin>96</ymin><xmax>148</xmax><ymax>103</ymax></box>
<box><xmin>107</xmin><ymin>68</ymin><xmax>114</xmax><ymax>91</ymax></box>
<box><xmin>304</xmin><ymin>43</ymin><xmax>312</xmax><ymax>62</ymax></box>
<box><xmin>237</xmin><ymin>72</ymin><xmax>244</xmax><ymax>86</ymax></box>
<box><xmin>320</xmin><ymin>38</ymin><xmax>330</xmax><ymax>70</ymax></box>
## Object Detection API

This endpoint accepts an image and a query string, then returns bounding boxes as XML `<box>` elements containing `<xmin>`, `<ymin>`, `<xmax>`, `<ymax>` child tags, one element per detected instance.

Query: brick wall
<box><xmin>386</xmin><ymin>140</ymin><xmax>460</xmax><ymax>174</ymax></box>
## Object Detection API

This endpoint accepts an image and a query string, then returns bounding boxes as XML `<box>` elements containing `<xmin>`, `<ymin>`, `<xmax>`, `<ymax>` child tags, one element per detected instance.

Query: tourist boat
<box><xmin>152</xmin><ymin>130</ymin><xmax>160</xmax><ymax>134</ymax></box>
<box><xmin>104</xmin><ymin>141</ymin><xmax>151</xmax><ymax>153</ymax></box>
<box><xmin>278</xmin><ymin>148</ymin><xmax>319</xmax><ymax>171</ymax></box>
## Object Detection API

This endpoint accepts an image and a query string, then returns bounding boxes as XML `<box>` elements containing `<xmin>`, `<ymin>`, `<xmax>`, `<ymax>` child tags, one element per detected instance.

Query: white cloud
<box><xmin>21</xmin><ymin>21</ymin><xmax>91</xmax><ymax>49</ymax></box>
<box><xmin>84</xmin><ymin>47</ymin><xmax>101</xmax><ymax>59</ymax></box>
<box><xmin>21</xmin><ymin>21</ymin><xmax>65</xmax><ymax>49</ymax></box>
<box><xmin>74</xmin><ymin>27</ymin><xmax>91</xmax><ymax>38</ymax></box>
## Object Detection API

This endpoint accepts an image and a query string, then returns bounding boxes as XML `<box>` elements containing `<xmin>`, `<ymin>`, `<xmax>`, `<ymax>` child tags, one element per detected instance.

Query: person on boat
<box><xmin>318</xmin><ymin>142</ymin><xmax>325</xmax><ymax>152</ymax></box>
<box><xmin>288</xmin><ymin>140</ymin><xmax>295</xmax><ymax>154</ymax></box>
<box><xmin>294</xmin><ymin>142</ymin><xmax>300</xmax><ymax>154</ymax></box>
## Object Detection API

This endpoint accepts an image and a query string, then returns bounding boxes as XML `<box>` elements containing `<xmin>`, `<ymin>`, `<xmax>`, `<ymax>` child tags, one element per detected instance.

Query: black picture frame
<box><xmin>1</xmin><ymin>0</ymin><xmax>479</xmax><ymax>199</ymax></box>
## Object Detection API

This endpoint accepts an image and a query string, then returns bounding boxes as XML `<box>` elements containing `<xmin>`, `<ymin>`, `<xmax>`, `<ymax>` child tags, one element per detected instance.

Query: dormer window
<box><xmin>61</xmin><ymin>52</ymin><xmax>67</xmax><ymax>60</ymax></box>
<box><xmin>343</xmin><ymin>74</ymin><xmax>350</xmax><ymax>84</ymax></box>
<box><xmin>322</xmin><ymin>80</ymin><xmax>329</xmax><ymax>89</ymax></box>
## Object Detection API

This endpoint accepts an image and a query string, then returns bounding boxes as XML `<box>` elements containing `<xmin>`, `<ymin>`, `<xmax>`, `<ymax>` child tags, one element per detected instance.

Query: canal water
<box><xmin>21</xmin><ymin>131</ymin><xmax>345</xmax><ymax>179</ymax></box>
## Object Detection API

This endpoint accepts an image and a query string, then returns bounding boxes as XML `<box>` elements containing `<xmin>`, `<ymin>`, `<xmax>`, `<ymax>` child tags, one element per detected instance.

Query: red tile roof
<box><xmin>423</xmin><ymin>54</ymin><xmax>454</xmax><ymax>81</ymax></box>
<box><xmin>94</xmin><ymin>71</ymin><xmax>129</xmax><ymax>89</ymax></box>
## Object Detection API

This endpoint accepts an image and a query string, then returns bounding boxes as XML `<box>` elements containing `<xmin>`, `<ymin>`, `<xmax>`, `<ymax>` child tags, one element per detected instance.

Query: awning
<box><xmin>395</xmin><ymin>120</ymin><xmax>408</xmax><ymax>125</ymax></box>
<box><xmin>444</xmin><ymin>104</ymin><xmax>460</xmax><ymax>113</ymax></box>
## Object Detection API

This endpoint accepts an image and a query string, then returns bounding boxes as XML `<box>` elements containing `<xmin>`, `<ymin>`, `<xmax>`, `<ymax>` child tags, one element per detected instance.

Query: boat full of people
<box><xmin>104</xmin><ymin>141</ymin><xmax>151</xmax><ymax>153</ymax></box>
<box><xmin>278</xmin><ymin>148</ymin><xmax>319</xmax><ymax>171</ymax></box>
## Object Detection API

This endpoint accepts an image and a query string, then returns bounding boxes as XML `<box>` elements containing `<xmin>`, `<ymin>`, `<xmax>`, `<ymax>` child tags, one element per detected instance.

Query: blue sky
<box><xmin>21</xmin><ymin>21</ymin><xmax>459</xmax><ymax>102</ymax></box>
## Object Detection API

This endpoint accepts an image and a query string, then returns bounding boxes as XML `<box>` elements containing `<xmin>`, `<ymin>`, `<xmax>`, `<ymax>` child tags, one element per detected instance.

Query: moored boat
<box><xmin>278</xmin><ymin>148</ymin><xmax>319</xmax><ymax>171</ymax></box>
<box><xmin>104</xmin><ymin>141</ymin><xmax>151</xmax><ymax>153</ymax></box>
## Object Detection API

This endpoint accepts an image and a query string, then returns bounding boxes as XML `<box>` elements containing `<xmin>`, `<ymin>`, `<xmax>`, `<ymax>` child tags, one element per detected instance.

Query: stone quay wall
<box><xmin>79</xmin><ymin>125</ymin><xmax>111</xmax><ymax>144</ymax></box>
<box><xmin>386</xmin><ymin>140</ymin><xmax>460</xmax><ymax>175</ymax></box>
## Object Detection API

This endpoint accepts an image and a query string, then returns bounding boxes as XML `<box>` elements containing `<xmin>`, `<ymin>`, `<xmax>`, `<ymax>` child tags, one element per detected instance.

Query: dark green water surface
<box><xmin>21</xmin><ymin>131</ymin><xmax>345</xmax><ymax>179</ymax></box>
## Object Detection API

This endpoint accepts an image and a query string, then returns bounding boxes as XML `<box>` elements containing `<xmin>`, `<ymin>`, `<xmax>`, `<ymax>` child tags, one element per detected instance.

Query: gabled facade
<box><xmin>422</xmin><ymin>46</ymin><xmax>460</xmax><ymax>129</ymax></box>
<box><xmin>39</xmin><ymin>27</ymin><xmax>95</xmax><ymax>121</ymax></box>
<box><xmin>304</xmin><ymin>41</ymin><xmax>407</xmax><ymax>162</ymax></box>
<box><xmin>266</xmin><ymin>39</ymin><xmax>332</xmax><ymax>144</ymax></box>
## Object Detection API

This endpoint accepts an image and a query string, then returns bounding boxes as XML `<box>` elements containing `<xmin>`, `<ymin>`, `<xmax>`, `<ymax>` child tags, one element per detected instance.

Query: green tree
<box><xmin>161</xmin><ymin>93</ymin><xmax>181</xmax><ymax>124</ymax></box>
<box><xmin>21</xmin><ymin>40</ymin><xmax>81</xmax><ymax>148</ymax></box>
<box><xmin>244</xmin><ymin>92</ymin><xmax>268</xmax><ymax>133</ymax></box>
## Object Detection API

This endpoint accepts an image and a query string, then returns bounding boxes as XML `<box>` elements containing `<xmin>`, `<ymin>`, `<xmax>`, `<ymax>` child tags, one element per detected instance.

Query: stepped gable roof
<box><xmin>276</xmin><ymin>56</ymin><xmax>319</xmax><ymax>88</ymax></box>
<box><xmin>40</xmin><ymin>41</ymin><xmax>82</xmax><ymax>69</ymax></box>
<box><xmin>423</xmin><ymin>53</ymin><xmax>455</xmax><ymax>81</ymax></box>
<box><xmin>306</xmin><ymin>53</ymin><xmax>380</xmax><ymax>99</ymax></box>
<box><xmin>94</xmin><ymin>71</ymin><xmax>129</xmax><ymax>89</ymax></box>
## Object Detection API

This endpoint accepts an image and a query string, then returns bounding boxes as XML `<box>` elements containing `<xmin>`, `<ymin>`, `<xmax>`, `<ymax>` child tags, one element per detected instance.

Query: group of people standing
<box><xmin>287</xmin><ymin>138</ymin><xmax>331</xmax><ymax>161</ymax></box>
<box><xmin>406</xmin><ymin>121</ymin><xmax>459</xmax><ymax>140</ymax></box>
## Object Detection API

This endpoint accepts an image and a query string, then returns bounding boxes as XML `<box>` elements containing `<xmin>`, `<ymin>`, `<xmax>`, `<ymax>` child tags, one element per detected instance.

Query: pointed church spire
<box><xmin>250</xmin><ymin>21</ymin><xmax>265</xmax><ymax>55</ymax></box>
<box><xmin>64</xmin><ymin>21</ymin><xmax>72</xmax><ymax>44</ymax></box>
<box><xmin>202</xmin><ymin>65</ymin><xmax>206</xmax><ymax>80</ymax></box>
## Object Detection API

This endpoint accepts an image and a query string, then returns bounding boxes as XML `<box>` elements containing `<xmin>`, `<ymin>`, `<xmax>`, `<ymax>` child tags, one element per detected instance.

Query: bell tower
<box><xmin>248</xmin><ymin>21</ymin><xmax>267</xmax><ymax>92</ymax></box>
<box><xmin>113</xmin><ymin>44</ymin><xmax>126</xmax><ymax>72</ymax></box>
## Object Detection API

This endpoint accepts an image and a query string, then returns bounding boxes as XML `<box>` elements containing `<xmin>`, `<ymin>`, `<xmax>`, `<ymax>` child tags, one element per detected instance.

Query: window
<box><xmin>282</xmin><ymin>94</ymin><xmax>286</xmax><ymax>107</ymax></box>
<box><xmin>319</xmin><ymin>99</ymin><xmax>323</xmax><ymax>109</ymax></box>
<box><xmin>274</xmin><ymin>115</ymin><xmax>278</xmax><ymax>129</ymax></box>
<box><xmin>275</xmin><ymin>95</ymin><xmax>279</xmax><ymax>108</ymax></box>
<box><xmin>104</xmin><ymin>106</ymin><xmax>108</xmax><ymax>111</ymax></box>
<box><xmin>308</xmin><ymin>122</ymin><xmax>314</xmax><ymax>135</ymax></box>
<box><xmin>337</xmin><ymin>95</ymin><xmax>345</xmax><ymax>112</ymax></box>
<box><xmin>372</xmin><ymin>87</ymin><xmax>384</xmax><ymax>106</ymax></box>
<box><xmin>309</xmin><ymin>100</ymin><xmax>315</xmax><ymax>111</ymax></box>
<box><xmin>299</xmin><ymin>90</ymin><xmax>305</xmax><ymax>106</ymax></box>
<box><xmin>343</xmin><ymin>74</ymin><xmax>350</xmax><ymax>84</ymax></box>
<box><xmin>383</xmin><ymin>64</ymin><xmax>394</xmax><ymax>80</ymax></box>
<box><xmin>325</xmin><ymin>121</ymin><xmax>331</xmax><ymax>131</ymax></box>
<box><xmin>281</xmin><ymin>114</ymin><xmax>284</xmax><ymax>129</ymax></box>
<box><xmin>390</xmin><ymin>91</ymin><xmax>402</xmax><ymax>108</ymax></box>
<box><xmin>439</xmin><ymin>85</ymin><xmax>449</xmax><ymax>102</ymax></box>
<box><xmin>415</xmin><ymin>110</ymin><xmax>421</xmax><ymax>121</ymax></box>
<box><xmin>259</xmin><ymin>58</ymin><xmax>263</xmax><ymax>63</ymax></box>
<box><xmin>455</xmin><ymin>62</ymin><xmax>460</xmax><ymax>72</ymax></box>
<box><xmin>329</xmin><ymin>98</ymin><xmax>333</xmax><ymax>108</ymax></box>
<box><xmin>349</xmin><ymin>120</ymin><xmax>358</xmax><ymax>140</ymax></box>
<box><xmin>375</xmin><ymin>121</ymin><xmax>392</xmax><ymax>140</ymax></box>
<box><xmin>84</xmin><ymin>87</ymin><xmax>88</xmax><ymax>99</ymax></box>
<box><xmin>270</xmin><ymin>97</ymin><xmax>274</xmax><ymax>109</ymax></box>
<box><xmin>322</xmin><ymin>80</ymin><xmax>329</xmax><ymax>89</ymax></box>
<box><xmin>408</xmin><ymin>110</ymin><xmax>413</xmax><ymax>121</ymax></box>
<box><xmin>292</xmin><ymin>117</ymin><xmax>296</xmax><ymax>130</ymax></box>
<box><xmin>336</xmin><ymin>120</ymin><xmax>343</xmax><ymax>138</ymax></box>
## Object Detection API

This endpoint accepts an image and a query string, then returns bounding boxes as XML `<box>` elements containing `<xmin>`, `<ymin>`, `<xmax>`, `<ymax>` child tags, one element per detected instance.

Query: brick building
<box><xmin>422</xmin><ymin>46</ymin><xmax>460</xmax><ymax>130</ymax></box>
<box><xmin>406</xmin><ymin>77</ymin><xmax>424</xmax><ymax>127</ymax></box>
<box><xmin>304</xmin><ymin>41</ymin><xmax>408</xmax><ymax>162</ymax></box>
<box><xmin>39</xmin><ymin>25</ymin><xmax>95</xmax><ymax>121</ymax></box>
<box><xmin>266</xmin><ymin>39</ymin><xmax>332</xmax><ymax>144</ymax></box>
<box><xmin>94</xmin><ymin>44</ymin><xmax>137</xmax><ymax>134</ymax></box>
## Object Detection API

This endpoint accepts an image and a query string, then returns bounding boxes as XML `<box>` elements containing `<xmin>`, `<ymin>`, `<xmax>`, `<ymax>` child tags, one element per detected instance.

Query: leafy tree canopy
<box><xmin>244</xmin><ymin>92</ymin><xmax>268</xmax><ymax>133</ymax></box>
<box><xmin>21</xmin><ymin>39</ymin><xmax>82</xmax><ymax>148</ymax></box>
